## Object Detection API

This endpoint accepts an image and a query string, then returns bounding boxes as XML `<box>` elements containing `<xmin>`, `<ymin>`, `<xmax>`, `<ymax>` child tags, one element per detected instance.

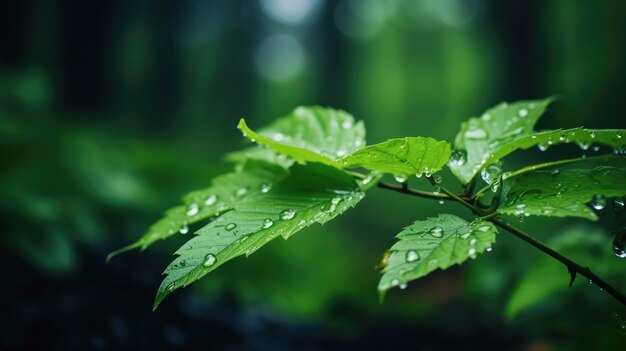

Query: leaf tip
<box><xmin>106</xmin><ymin>243</ymin><xmax>140</xmax><ymax>263</ymax></box>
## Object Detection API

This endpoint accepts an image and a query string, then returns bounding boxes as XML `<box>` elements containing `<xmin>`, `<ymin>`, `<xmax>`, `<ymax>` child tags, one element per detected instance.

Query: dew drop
<box><xmin>429</xmin><ymin>226</ymin><xmax>444</xmax><ymax>238</ymax></box>
<box><xmin>433</xmin><ymin>175</ymin><xmax>443</xmax><ymax>184</ymax></box>
<box><xmin>399</xmin><ymin>283</ymin><xmax>408</xmax><ymax>290</ymax></box>
<box><xmin>236</xmin><ymin>187</ymin><xmax>248</xmax><ymax>197</ymax></box>
<box><xmin>280</xmin><ymin>209</ymin><xmax>296</xmax><ymax>220</ymax></box>
<box><xmin>391</xmin><ymin>278</ymin><xmax>400</xmax><ymax>287</ymax></box>
<box><xmin>225</xmin><ymin>223</ymin><xmax>237</xmax><ymax>231</ymax></box>
<box><xmin>394</xmin><ymin>174</ymin><xmax>407</xmax><ymax>183</ymax></box>
<box><xmin>438</xmin><ymin>199</ymin><xmax>445</xmax><ymax>205</ymax></box>
<box><xmin>518</xmin><ymin>108</ymin><xmax>528</xmax><ymax>118</ymax></box>
<box><xmin>617</xmin><ymin>132</ymin><xmax>623</xmax><ymax>139</ymax></box>
<box><xmin>591</xmin><ymin>194</ymin><xmax>606</xmax><ymax>210</ymax></box>
<box><xmin>449</xmin><ymin>149</ymin><xmax>467</xmax><ymax>167</ymax></box>
<box><xmin>203</xmin><ymin>253</ymin><xmax>217</xmax><ymax>267</ymax></box>
<box><xmin>486</xmin><ymin>247</ymin><xmax>493</xmax><ymax>252</ymax></box>
<box><xmin>481</xmin><ymin>163</ymin><xmax>502</xmax><ymax>185</ymax></box>
<box><xmin>477</xmin><ymin>225</ymin><xmax>491</xmax><ymax>232</ymax></box>
<box><xmin>262</xmin><ymin>218</ymin><xmax>273</xmax><ymax>229</ymax></box>
<box><xmin>612</xmin><ymin>230</ymin><xmax>626</xmax><ymax>259</ymax></box>
<box><xmin>415</xmin><ymin>172</ymin><xmax>423</xmax><ymax>179</ymax></box>
<box><xmin>406</xmin><ymin>250</ymin><xmax>420</xmax><ymax>262</ymax></box>
<box><xmin>433</xmin><ymin>185</ymin><xmax>441</xmax><ymax>195</ymax></box>
<box><xmin>260</xmin><ymin>183</ymin><xmax>272</xmax><ymax>193</ymax></box>
<box><xmin>186</xmin><ymin>203</ymin><xmax>199</xmax><ymax>217</ymax></box>
<box><xmin>342</xmin><ymin>119</ymin><xmax>353</xmax><ymax>129</ymax></box>
<box><xmin>538</xmin><ymin>143</ymin><xmax>549</xmax><ymax>152</ymax></box>
<box><xmin>424</xmin><ymin>167</ymin><xmax>431</xmax><ymax>178</ymax></box>
<box><xmin>179</xmin><ymin>223</ymin><xmax>189</xmax><ymax>235</ymax></box>
<box><xmin>577</xmin><ymin>141</ymin><xmax>591</xmax><ymax>150</ymax></box>
<box><xmin>468</xmin><ymin>248</ymin><xmax>477</xmax><ymax>256</ymax></box>
<box><xmin>205</xmin><ymin>194</ymin><xmax>217</xmax><ymax>206</ymax></box>
<box><xmin>469</xmin><ymin>238</ymin><xmax>477</xmax><ymax>246</ymax></box>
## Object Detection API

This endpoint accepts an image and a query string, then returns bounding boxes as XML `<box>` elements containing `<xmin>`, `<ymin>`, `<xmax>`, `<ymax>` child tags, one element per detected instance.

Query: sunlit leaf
<box><xmin>238</xmin><ymin>106</ymin><xmax>366</xmax><ymax>166</ymax></box>
<box><xmin>378</xmin><ymin>214</ymin><xmax>497</xmax><ymax>299</ymax></box>
<box><xmin>342</xmin><ymin>137</ymin><xmax>451</xmax><ymax>177</ymax></box>
<box><xmin>499</xmin><ymin>159</ymin><xmax>626</xmax><ymax>220</ymax></box>
<box><xmin>154</xmin><ymin>162</ymin><xmax>365</xmax><ymax>308</ymax></box>
<box><xmin>107</xmin><ymin>161</ymin><xmax>288</xmax><ymax>260</ymax></box>
<box><xmin>449</xmin><ymin>97</ymin><xmax>555</xmax><ymax>184</ymax></box>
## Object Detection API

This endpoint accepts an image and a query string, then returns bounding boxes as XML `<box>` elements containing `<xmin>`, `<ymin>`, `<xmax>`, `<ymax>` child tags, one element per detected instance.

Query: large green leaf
<box><xmin>342</xmin><ymin>137</ymin><xmax>451</xmax><ymax>177</ymax></box>
<box><xmin>506</xmin><ymin>226</ymin><xmax>625</xmax><ymax>318</ymax></box>
<box><xmin>499</xmin><ymin>160</ymin><xmax>626</xmax><ymax>220</ymax></box>
<box><xmin>154</xmin><ymin>162</ymin><xmax>365</xmax><ymax>308</ymax></box>
<box><xmin>378</xmin><ymin>214</ymin><xmax>497</xmax><ymax>298</ymax></box>
<box><xmin>449</xmin><ymin>97</ymin><xmax>555</xmax><ymax>184</ymax></box>
<box><xmin>238</xmin><ymin>106</ymin><xmax>366</xmax><ymax>166</ymax></box>
<box><xmin>107</xmin><ymin>161</ymin><xmax>288</xmax><ymax>260</ymax></box>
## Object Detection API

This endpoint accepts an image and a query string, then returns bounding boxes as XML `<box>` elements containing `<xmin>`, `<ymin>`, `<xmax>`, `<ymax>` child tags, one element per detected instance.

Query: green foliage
<box><xmin>107</xmin><ymin>161</ymin><xmax>289</xmax><ymax>260</ymax></box>
<box><xmin>449</xmin><ymin>97</ymin><xmax>555</xmax><ymax>184</ymax></box>
<box><xmin>154</xmin><ymin>162</ymin><xmax>364</xmax><ymax>308</ymax></box>
<box><xmin>499</xmin><ymin>159</ymin><xmax>626</xmax><ymax>220</ymax></box>
<box><xmin>378</xmin><ymin>214</ymin><xmax>497</xmax><ymax>298</ymax></box>
<box><xmin>112</xmin><ymin>100</ymin><xmax>626</xmax><ymax>311</ymax></box>
<box><xmin>238</xmin><ymin>106</ymin><xmax>366</xmax><ymax>166</ymax></box>
<box><xmin>342</xmin><ymin>137</ymin><xmax>451</xmax><ymax>177</ymax></box>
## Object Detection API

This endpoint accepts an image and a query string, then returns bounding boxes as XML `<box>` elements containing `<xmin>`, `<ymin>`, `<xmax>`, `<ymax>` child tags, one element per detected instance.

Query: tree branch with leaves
<box><xmin>109</xmin><ymin>99</ymin><xmax>626</xmax><ymax>311</ymax></box>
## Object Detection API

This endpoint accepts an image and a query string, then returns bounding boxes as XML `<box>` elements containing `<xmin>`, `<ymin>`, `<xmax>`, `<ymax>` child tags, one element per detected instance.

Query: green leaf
<box><xmin>154</xmin><ymin>162</ymin><xmax>365</xmax><ymax>309</ymax></box>
<box><xmin>378</xmin><ymin>214</ymin><xmax>497</xmax><ymax>299</ymax></box>
<box><xmin>224</xmin><ymin>147</ymin><xmax>294</xmax><ymax>170</ymax></box>
<box><xmin>107</xmin><ymin>161</ymin><xmax>288</xmax><ymax>260</ymax></box>
<box><xmin>237</xmin><ymin>106</ymin><xmax>366</xmax><ymax>165</ymax></box>
<box><xmin>499</xmin><ymin>159</ymin><xmax>626</xmax><ymax>220</ymax></box>
<box><xmin>476</xmin><ymin>128</ymin><xmax>625</xmax><ymax>180</ymax></box>
<box><xmin>342</xmin><ymin>137</ymin><xmax>451</xmax><ymax>177</ymax></box>
<box><xmin>449</xmin><ymin>97</ymin><xmax>555</xmax><ymax>184</ymax></box>
<box><xmin>506</xmin><ymin>226</ymin><xmax>625</xmax><ymax>318</ymax></box>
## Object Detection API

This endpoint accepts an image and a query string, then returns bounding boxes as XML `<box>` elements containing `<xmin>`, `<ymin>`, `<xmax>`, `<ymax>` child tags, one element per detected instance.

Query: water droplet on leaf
<box><xmin>203</xmin><ymin>254</ymin><xmax>217</xmax><ymax>267</ymax></box>
<box><xmin>449</xmin><ymin>149</ymin><xmax>467</xmax><ymax>167</ymax></box>
<box><xmin>394</xmin><ymin>174</ymin><xmax>407</xmax><ymax>183</ymax></box>
<box><xmin>260</xmin><ymin>184</ymin><xmax>272</xmax><ymax>193</ymax></box>
<box><xmin>591</xmin><ymin>194</ymin><xmax>606</xmax><ymax>210</ymax></box>
<box><xmin>406</xmin><ymin>250</ymin><xmax>420</xmax><ymax>262</ymax></box>
<box><xmin>518</xmin><ymin>108</ymin><xmax>528</xmax><ymax>117</ymax></box>
<box><xmin>179</xmin><ymin>224</ymin><xmax>189</xmax><ymax>235</ymax></box>
<box><xmin>205</xmin><ymin>195</ymin><xmax>217</xmax><ymax>206</ymax></box>
<box><xmin>186</xmin><ymin>203</ymin><xmax>199</xmax><ymax>217</ymax></box>
<box><xmin>280</xmin><ymin>209</ymin><xmax>296</xmax><ymax>220</ymax></box>
<box><xmin>225</xmin><ymin>223</ymin><xmax>237</xmax><ymax>231</ymax></box>
<box><xmin>429</xmin><ymin>227</ymin><xmax>444</xmax><ymax>238</ymax></box>
<box><xmin>262</xmin><ymin>219</ymin><xmax>273</xmax><ymax>229</ymax></box>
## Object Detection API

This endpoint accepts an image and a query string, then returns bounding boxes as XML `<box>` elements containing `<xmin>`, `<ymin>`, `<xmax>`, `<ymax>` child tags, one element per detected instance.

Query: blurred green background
<box><xmin>1</xmin><ymin>0</ymin><xmax>626</xmax><ymax>349</ymax></box>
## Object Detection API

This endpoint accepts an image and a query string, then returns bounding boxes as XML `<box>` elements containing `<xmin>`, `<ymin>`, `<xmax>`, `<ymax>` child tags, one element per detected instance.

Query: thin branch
<box><xmin>367</xmin><ymin>174</ymin><xmax>626</xmax><ymax>307</ymax></box>
<box><xmin>491</xmin><ymin>218</ymin><xmax>626</xmax><ymax>305</ymax></box>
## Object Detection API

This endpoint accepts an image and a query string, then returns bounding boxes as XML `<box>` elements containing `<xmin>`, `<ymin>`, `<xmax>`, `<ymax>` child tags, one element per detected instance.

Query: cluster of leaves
<box><xmin>111</xmin><ymin>100</ymin><xmax>626</xmax><ymax>309</ymax></box>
